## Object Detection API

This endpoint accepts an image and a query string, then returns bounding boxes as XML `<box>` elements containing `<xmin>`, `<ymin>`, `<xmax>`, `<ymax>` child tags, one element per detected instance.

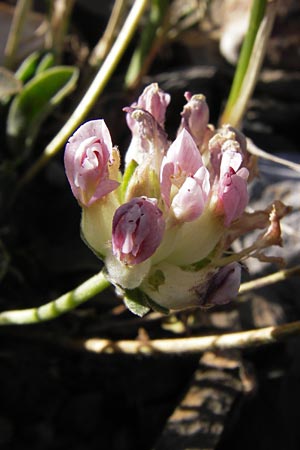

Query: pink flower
<box><xmin>124</xmin><ymin>107</ymin><xmax>168</xmax><ymax>170</ymax></box>
<box><xmin>160</xmin><ymin>129</ymin><xmax>210</xmax><ymax>221</ymax></box>
<box><xmin>126</xmin><ymin>83</ymin><xmax>170</xmax><ymax>130</ymax></box>
<box><xmin>64</xmin><ymin>120</ymin><xmax>119</xmax><ymax>207</ymax></box>
<box><xmin>204</xmin><ymin>262</ymin><xmax>241</xmax><ymax>306</ymax></box>
<box><xmin>217</xmin><ymin>146</ymin><xmax>249</xmax><ymax>226</ymax></box>
<box><xmin>124</xmin><ymin>83</ymin><xmax>170</xmax><ymax>167</ymax></box>
<box><xmin>112</xmin><ymin>197</ymin><xmax>165</xmax><ymax>265</ymax></box>
<box><xmin>178</xmin><ymin>92</ymin><xmax>209</xmax><ymax>149</ymax></box>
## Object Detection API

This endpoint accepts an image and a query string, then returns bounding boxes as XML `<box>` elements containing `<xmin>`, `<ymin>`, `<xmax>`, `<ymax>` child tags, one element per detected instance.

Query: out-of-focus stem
<box><xmin>46</xmin><ymin>0</ymin><xmax>75</xmax><ymax>63</ymax></box>
<box><xmin>221</xmin><ymin>0</ymin><xmax>278</xmax><ymax>128</ymax></box>
<box><xmin>247</xmin><ymin>138</ymin><xmax>300</xmax><ymax>173</ymax></box>
<box><xmin>89</xmin><ymin>0</ymin><xmax>126</xmax><ymax>67</ymax></box>
<box><xmin>19</xmin><ymin>0</ymin><xmax>149</xmax><ymax>186</ymax></box>
<box><xmin>125</xmin><ymin>0</ymin><xmax>169</xmax><ymax>90</ymax></box>
<box><xmin>239</xmin><ymin>265</ymin><xmax>300</xmax><ymax>294</ymax></box>
<box><xmin>220</xmin><ymin>0</ymin><xmax>268</xmax><ymax>126</ymax></box>
<box><xmin>4</xmin><ymin>0</ymin><xmax>33</xmax><ymax>69</ymax></box>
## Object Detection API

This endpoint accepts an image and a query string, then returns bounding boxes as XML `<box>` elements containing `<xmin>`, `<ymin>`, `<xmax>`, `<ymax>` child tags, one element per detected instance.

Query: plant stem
<box><xmin>125</xmin><ymin>0</ymin><xmax>169</xmax><ymax>90</ymax></box>
<box><xmin>80</xmin><ymin>320</ymin><xmax>300</xmax><ymax>355</ymax></box>
<box><xmin>4</xmin><ymin>0</ymin><xmax>33</xmax><ymax>69</ymax></box>
<box><xmin>220</xmin><ymin>0</ymin><xmax>268</xmax><ymax>126</ymax></box>
<box><xmin>46</xmin><ymin>0</ymin><xmax>75</xmax><ymax>63</ymax></box>
<box><xmin>89</xmin><ymin>0</ymin><xmax>126</xmax><ymax>67</ymax></box>
<box><xmin>19</xmin><ymin>0</ymin><xmax>149</xmax><ymax>186</ymax></box>
<box><xmin>221</xmin><ymin>0</ymin><xmax>278</xmax><ymax>128</ymax></box>
<box><xmin>0</xmin><ymin>270</ymin><xmax>110</xmax><ymax>325</ymax></box>
<box><xmin>239</xmin><ymin>265</ymin><xmax>300</xmax><ymax>294</ymax></box>
<box><xmin>247</xmin><ymin>138</ymin><xmax>300</xmax><ymax>173</ymax></box>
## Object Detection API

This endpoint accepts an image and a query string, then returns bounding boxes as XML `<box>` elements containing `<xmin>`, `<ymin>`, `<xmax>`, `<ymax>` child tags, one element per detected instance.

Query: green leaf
<box><xmin>35</xmin><ymin>53</ymin><xmax>55</xmax><ymax>74</ymax></box>
<box><xmin>6</xmin><ymin>65</ymin><xmax>79</xmax><ymax>156</ymax></box>
<box><xmin>146</xmin><ymin>296</ymin><xmax>169</xmax><ymax>315</ymax></box>
<box><xmin>15</xmin><ymin>51</ymin><xmax>41</xmax><ymax>83</ymax></box>
<box><xmin>123</xmin><ymin>288</ymin><xmax>150</xmax><ymax>317</ymax></box>
<box><xmin>120</xmin><ymin>159</ymin><xmax>138</xmax><ymax>201</ymax></box>
<box><xmin>15</xmin><ymin>51</ymin><xmax>56</xmax><ymax>83</ymax></box>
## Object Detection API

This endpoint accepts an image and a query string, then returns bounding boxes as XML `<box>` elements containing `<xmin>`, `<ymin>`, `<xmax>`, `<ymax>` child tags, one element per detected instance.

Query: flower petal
<box><xmin>219</xmin><ymin>168</ymin><xmax>249</xmax><ymax>226</ymax></box>
<box><xmin>127</xmin><ymin>82</ymin><xmax>170</xmax><ymax>129</ymax></box>
<box><xmin>112</xmin><ymin>197</ymin><xmax>165</xmax><ymax>265</ymax></box>
<box><xmin>64</xmin><ymin>120</ymin><xmax>119</xmax><ymax>206</ymax></box>
<box><xmin>160</xmin><ymin>129</ymin><xmax>204</xmax><ymax>207</ymax></box>
<box><xmin>178</xmin><ymin>92</ymin><xmax>209</xmax><ymax>149</ymax></box>
<box><xmin>204</xmin><ymin>262</ymin><xmax>241</xmax><ymax>306</ymax></box>
<box><xmin>171</xmin><ymin>176</ymin><xmax>207</xmax><ymax>222</ymax></box>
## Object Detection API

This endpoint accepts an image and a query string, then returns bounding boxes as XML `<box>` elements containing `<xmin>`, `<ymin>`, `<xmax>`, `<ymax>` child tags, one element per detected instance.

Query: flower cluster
<box><xmin>64</xmin><ymin>83</ymin><xmax>289</xmax><ymax>315</ymax></box>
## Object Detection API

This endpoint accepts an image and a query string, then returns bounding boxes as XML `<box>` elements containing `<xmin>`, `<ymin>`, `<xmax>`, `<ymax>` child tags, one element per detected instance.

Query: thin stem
<box><xmin>220</xmin><ymin>0</ymin><xmax>267</xmax><ymax>125</ymax></box>
<box><xmin>89</xmin><ymin>0</ymin><xmax>126</xmax><ymax>67</ymax></box>
<box><xmin>4</xmin><ymin>0</ymin><xmax>33</xmax><ymax>69</ymax></box>
<box><xmin>221</xmin><ymin>0</ymin><xmax>278</xmax><ymax>127</ymax></box>
<box><xmin>239</xmin><ymin>265</ymin><xmax>300</xmax><ymax>294</ymax></box>
<box><xmin>0</xmin><ymin>270</ymin><xmax>110</xmax><ymax>325</ymax></box>
<box><xmin>79</xmin><ymin>320</ymin><xmax>300</xmax><ymax>355</ymax></box>
<box><xmin>46</xmin><ymin>0</ymin><xmax>75</xmax><ymax>63</ymax></box>
<box><xmin>20</xmin><ymin>0</ymin><xmax>149</xmax><ymax>186</ymax></box>
<box><xmin>125</xmin><ymin>0</ymin><xmax>169</xmax><ymax>90</ymax></box>
<box><xmin>247</xmin><ymin>138</ymin><xmax>300</xmax><ymax>173</ymax></box>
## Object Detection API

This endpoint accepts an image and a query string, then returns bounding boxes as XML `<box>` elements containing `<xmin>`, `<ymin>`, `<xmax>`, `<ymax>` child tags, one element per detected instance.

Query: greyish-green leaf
<box><xmin>6</xmin><ymin>65</ymin><xmax>79</xmax><ymax>156</ymax></box>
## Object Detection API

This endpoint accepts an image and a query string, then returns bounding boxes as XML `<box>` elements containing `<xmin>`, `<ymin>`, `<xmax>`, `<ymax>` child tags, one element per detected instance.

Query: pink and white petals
<box><xmin>218</xmin><ymin>167</ymin><xmax>249</xmax><ymax>226</ymax></box>
<box><xmin>64</xmin><ymin>83</ymin><xmax>290</xmax><ymax>316</ymax></box>
<box><xmin>160</xmin><ymin>129</ymin><xmax>205</xmax><ymax>207</ymax></box>
<box><xmin>178</xmin><ymin>92</ymin><xmax>209</xmax><ymax>149</ymax></box>
<box><xmin>127</xmin><ymin>82</ymin><xmax>170</xmax><ymax>129</ymax></box>
<box><xmin>112</xmin><ymin>197</ymin><xmax>165</xmax><ymax>265</ymax></box>
<box><xmin>124</xmin><ymin>83</ymin><xmax>170</xmax><ymax>168</ymax></box>
<box><xmin>204</xmin><ymin>262</ymin><xmax>241</xmax><ymax>306</ymax></box>
<box><xmin>124</xmin><ymin>107</ymin><xmax>169</xmax><ymax>170</ymax></box>
<box><xmin>171</xmin><ymin>172</ymin><xmax>209</xmax><ymax>223</ymax></box>
<box><xmin>216</xmin><ymin>146</ymin><xmax>249</xmax><ymax>226</ymax></box>
<box><xmin>64</xmin><ymin>120</ymin><xmax>120</xmax><ymax>207</ymax></box>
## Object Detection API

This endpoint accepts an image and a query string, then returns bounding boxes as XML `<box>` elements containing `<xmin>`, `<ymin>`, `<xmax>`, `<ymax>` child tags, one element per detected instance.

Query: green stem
<box><xmin>4</xmin><ymin>0</ymin><xmax>33</xmax><ymax>69</ymax></box>
<box><xmin>125</xmin><ymin>0</ymin><xmax>169</xmax><ymax>90</ymax></box>
<box><xmin>0</xmin><ymin>270</ymin><xmax>110</xmax><ymax>325</ymax></box>
<box><xmin>220</xmin><ymin>0</ymin><xmax>267</xmax><ymax>125</ymax></box>
<box><xmin>19</xmin><ymin>0</ymin><xmax>149</xmax><ymax>186</ymax></box>
<box><xmin>89</xmin><ymin>0</ymin><xmax>126</xmax><ymax>67</ymax></box>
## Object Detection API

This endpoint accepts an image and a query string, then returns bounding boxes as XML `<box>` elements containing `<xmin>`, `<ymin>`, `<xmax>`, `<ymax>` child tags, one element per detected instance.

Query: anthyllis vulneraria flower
<box><xmin>64</xmin><ymin>83</ymin><xmax>290</xmax><ymax>315</ymax></box>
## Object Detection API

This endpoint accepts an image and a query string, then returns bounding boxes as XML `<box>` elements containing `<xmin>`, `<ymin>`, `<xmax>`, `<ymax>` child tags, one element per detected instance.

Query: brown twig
<box><xmin>76</xmin><ymin>320</ymin><xmax>300</xmax><ymax>355</ymax></box>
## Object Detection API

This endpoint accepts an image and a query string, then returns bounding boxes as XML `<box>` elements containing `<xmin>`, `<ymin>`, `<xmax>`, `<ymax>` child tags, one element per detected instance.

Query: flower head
<box><xmin>64</xmin><ymin>120</ymin><xmax>120</xmax><ymax>207</ymax></box>
<box><xmin>178</xmin><ymin>92</ymin><xmax>209</xmax><ymax>149</ymax></box>
<box><xmin>126</xmin><ymin>82</ymin><xmax>170</xmax><ymax>130</ymax></box>
<box><xmin>215</xmin><ymin>141</ymin><xmax>249</xmax><ymax>225</ymax></box>
<box><xmin>112</xmin><ymin>197</ymin><xmax>165</xmax><ymax>265</ymax></box>
<box><xmin>160</xmin><ymin>128</ymin><xmax>210</xmax><ymax>222</ymax></box>
<box><xmin>65</xmin><ymin>85</ymin><xmax>289</xmax><ymax>315</ymax></box>
<box><xmin>124</xmin><ymin>83</ymin><xmax>170</xmax><ymax>167</ymax></box>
